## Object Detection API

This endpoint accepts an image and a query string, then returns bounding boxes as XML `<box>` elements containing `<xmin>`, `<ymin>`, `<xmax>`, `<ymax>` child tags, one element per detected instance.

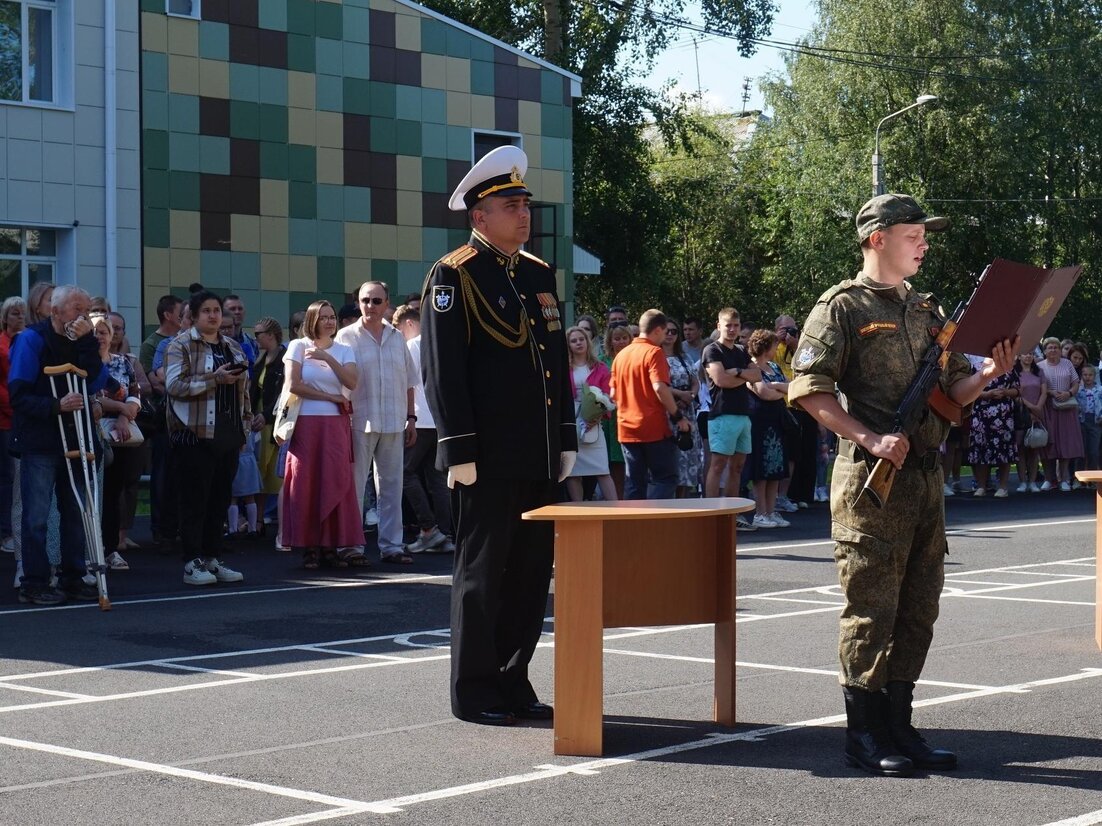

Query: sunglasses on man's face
<box><xmin>360</xmin><ymin>297</ymin><xmax>385</xmax><ymax>306</ymax></box>
<box><xmin>608</xmin><ymin>320</ymin><xmax>628</xmax><ymax>329</ymax></box>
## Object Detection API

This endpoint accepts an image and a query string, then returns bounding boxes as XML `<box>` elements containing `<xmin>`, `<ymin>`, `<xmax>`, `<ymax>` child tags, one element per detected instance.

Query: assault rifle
<box><xmin>856</xmin><ymin>300</ymin><xmax>970</xmax><ymax>509</ymax></box>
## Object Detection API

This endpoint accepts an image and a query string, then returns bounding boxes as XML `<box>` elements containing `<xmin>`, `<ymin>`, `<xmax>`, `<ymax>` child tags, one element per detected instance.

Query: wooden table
<box><xmin>522</xmin><ymin>497</ymin><xmax>755</xmax><ymax>756</ymax></box>
<box><xmin>1072</xmin><ymin>471</ymin><xmax>1102</xmax><ymax>650</ymax></box>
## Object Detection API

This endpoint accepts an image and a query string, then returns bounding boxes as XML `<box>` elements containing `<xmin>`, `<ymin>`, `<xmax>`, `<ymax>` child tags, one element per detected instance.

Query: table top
<box><xmin>522</xmin><ymin>497</ymin><xmax>755</xmax><ymax>521</ymax></box>
<box><xmin>1075</xmin><ymin>471</ymin><xmax>1102</xmax><ymax>482</ymax></box>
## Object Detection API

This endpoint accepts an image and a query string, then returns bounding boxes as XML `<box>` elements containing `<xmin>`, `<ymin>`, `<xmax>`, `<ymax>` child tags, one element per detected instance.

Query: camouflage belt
<box><xmin>840</xmin><ymin>439</ymin><xmax>941</xmax><ymax>472</ymax></box>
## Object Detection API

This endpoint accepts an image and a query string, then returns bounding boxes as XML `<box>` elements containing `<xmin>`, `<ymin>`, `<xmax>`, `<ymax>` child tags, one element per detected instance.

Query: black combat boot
<box><xmin>884</xmin><ymin>681</ymin><xmax>958</xmax><ymax>769</ymax></box>
<box><xmin>842</xmin><ymin>686</ymin><xmax>914</xmax><ymax>776</ymax></box>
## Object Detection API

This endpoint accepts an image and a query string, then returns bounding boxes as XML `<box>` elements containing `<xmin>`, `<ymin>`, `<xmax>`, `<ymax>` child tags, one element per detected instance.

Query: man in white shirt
<box><xmin>393</xmin><ymin>304</ymin><xmax>453</xmax><ymax>554</ymax></box>
<box><xmin>336</xmin><ymin>281</ymin><xmax>419</xmax><ymax>563</ymax></box>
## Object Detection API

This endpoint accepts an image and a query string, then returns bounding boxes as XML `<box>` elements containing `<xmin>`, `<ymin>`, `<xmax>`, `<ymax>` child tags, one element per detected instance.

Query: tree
<box><xmin>745</xmin><ymin>0</ymin><xmax>1102</xmax><ymax>343</ymax></box>
<box><xmin>419</xmin><ymin>0</ymin><xmax>778</xmax><ymax>302</ymax></box>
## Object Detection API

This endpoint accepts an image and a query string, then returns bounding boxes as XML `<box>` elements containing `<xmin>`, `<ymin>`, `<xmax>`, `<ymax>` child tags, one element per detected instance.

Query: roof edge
<box><xmin>393</xmin><ymin>0</ymin><xmax>583</xmax><ymax>90</ymax></box>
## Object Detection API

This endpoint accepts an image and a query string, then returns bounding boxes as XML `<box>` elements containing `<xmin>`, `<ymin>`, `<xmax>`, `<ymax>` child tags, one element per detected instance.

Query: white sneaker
<box><xmin>1016</xmin><ymin>482</ymin><xmax>1028</xmax><ymax>493</ymax></box>
<box><xmin>814</xmin><ymin>486</ymin><xmax>828</xmax><ymax>502</ymax></box>
<box><xmin>973</xmin><ymin>488</ymin><xmax>986</xmax><ymax>497</ymax></box>
<box><xmin>1060</xmin><ymin>481</ymin><xmax>1071</xmax><ymax>492</ymax></box>
<box><xmin>440</xmin><ymin>538</ymin><xmax>456</xmax><ymax>553</ymax></box>
<box><xmin>1040</xmin><ymin>481</ymin><xmax>1054</xmax><ymax>492</ymax></box>
<box><xmin>993</xmin><ymin>488</ymin><xmax>1008</xmax><ymax>498</ymax></box>
<box><xmin>775</xmin><ymin>496</ymin><xmax>799</xmax><ymax>513</ymax></box>
<box><xmin>205</xmin><ymin>558</ymin><xmax>243</xmax><ymax>583</ymax></box>
<box><xmin>406</xmin><ymin>526</ymin><xmax>447</xmax><ymax>553</ymax></box>
<box><xmin>364</xmin><ymin>508</ymin><xmax>380</xmax><ymax>528</ymax></box>
<box><xmin>183</xmin><ymin>558</ymin><xmax>216</xmax><ymax>586</ymax></box>
<box><xmin>735</xmin><ymin>516</ymin><xmax>757</xmax><ymax>532</ymax></box>
<box><xmin>770</xmin><ymin>512</ymin><xmax>791</xmax><ymax>527</ymax></box>
<box><xmin>1</xmin><ymin>536</ymin><xmax>13</xmax><ymax>553</ymax></box>
<box><xmin>1029</xmin><ymin>482</ymin><xmax>1041</xmax><ymax>493</ymax></box>
<box><xmin>752</xmin><ymin>513</ymin><xmax>777</xmax><ymax>529</ymax></box>
<box><xmin>943</xmin><ymin>484</ymin><xmax>955</xmax><ymax>497</ymax></box>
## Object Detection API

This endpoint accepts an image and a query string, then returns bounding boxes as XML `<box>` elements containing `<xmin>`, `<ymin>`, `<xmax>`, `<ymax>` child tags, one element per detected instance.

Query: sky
<box><xmin>641</xmin><ymin>0</ymin><xmax>817</xmax><ymax>114</ymax></box>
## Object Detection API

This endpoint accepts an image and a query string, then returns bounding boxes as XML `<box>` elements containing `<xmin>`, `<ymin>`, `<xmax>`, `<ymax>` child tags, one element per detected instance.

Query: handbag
<box><xmin>1052</xmin><ymin>396</ymin><xmax>1079</xmax><ymax>410</ymax></box>
<box><xmin>272</xmin><ymin>385</ymin><xmax>301</xmax><ymax>445</ymax></box>
<box><xmin>1024</xmin><ymin>423</ymin><xmax>1049</xmax><ymax>449</ymax></box>
<box><xmin>100</xmin><ymin>416</ymin><xmax>144</xmax><ymax>447</ymax></box>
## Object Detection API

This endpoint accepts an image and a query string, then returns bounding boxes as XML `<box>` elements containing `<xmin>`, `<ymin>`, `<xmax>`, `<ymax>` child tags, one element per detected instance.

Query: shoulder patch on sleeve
<box><xmin>518</xmin><ymin>249</ymin><xmax>552</xmax><ymax>270</ymax></box>
<box><xmin>440</xmin><ymin>244</ymin><xmax>477</xmax><ymax>269</ymax></box>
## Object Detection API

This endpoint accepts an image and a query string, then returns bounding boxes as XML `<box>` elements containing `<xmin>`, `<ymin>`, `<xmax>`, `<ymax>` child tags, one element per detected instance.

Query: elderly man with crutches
<box><xmin>9</xmin><ymin>286</ymin><xmax>116</xmax><ymax>606</ymax></box>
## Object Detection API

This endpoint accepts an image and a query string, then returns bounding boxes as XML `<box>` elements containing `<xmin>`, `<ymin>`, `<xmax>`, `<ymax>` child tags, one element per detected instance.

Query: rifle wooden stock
<box><xmin>857</xmin><ymin>455</ymin><xmax>897</xmax><ymax>509</ymax></box>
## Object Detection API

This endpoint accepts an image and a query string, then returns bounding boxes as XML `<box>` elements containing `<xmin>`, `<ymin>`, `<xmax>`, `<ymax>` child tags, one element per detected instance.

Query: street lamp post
<box><xmin>872</xmin><ymin>94</ymin><xmax>938</xmax><ymax>196</ymax></box>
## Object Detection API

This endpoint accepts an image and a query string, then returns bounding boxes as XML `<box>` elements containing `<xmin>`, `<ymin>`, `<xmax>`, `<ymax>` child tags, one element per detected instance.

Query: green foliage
<box><xmin>748</xmin><ymin>0</ymin><xmax>1102</xmax><ymax>346</ymax></box>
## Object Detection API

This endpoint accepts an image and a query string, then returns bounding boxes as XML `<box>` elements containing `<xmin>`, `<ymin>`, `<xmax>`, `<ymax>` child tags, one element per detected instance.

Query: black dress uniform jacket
<box><xmin>420</xmin><ymin>230</ymin><xmax>577</xmax><ymax>719</ymax></box>
<box><xmin>420</xmin><ymin>231</ymin><xmax>577</xmax><ymax>479</ymax></box>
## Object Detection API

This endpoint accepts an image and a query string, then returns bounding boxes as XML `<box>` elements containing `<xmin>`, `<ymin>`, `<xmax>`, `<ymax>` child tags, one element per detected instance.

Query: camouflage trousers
<box><xmin>829</xmin><ymin>452</ymin><xmax>947</xmax><ymax>691</ymax></box>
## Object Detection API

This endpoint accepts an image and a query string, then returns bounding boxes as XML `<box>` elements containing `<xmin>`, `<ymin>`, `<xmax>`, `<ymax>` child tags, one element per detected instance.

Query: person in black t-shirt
<box><xmin>701</xmin><ymin>308</ymin><xmax>760</xmax><ymax>502</ymax></box>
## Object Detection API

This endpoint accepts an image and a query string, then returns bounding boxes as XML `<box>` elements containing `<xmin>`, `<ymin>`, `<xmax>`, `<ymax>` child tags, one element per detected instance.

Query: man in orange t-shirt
<box><xmin>610</xmin><ymin>309</ymin><xmax>691</xmax><ymax>500</ymax></box>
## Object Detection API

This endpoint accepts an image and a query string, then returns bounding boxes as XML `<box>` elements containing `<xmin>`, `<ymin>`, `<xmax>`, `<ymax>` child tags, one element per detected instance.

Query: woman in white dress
<box><xmin>565</xmin><ymin>326</ymin><xmax>616</xmax><ymax>502</ymax></box>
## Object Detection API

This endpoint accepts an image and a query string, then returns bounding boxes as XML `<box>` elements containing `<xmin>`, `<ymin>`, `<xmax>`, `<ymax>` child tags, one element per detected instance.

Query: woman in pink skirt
<box><xmin>1038</xmin><ymin>337</ymin><xmax>1084</xmax><ymax>491</ymax></box>
<box><xmin>282</xmin><ymin>300</ymin><xmax>364</xmax><ymax>568</ymax></box>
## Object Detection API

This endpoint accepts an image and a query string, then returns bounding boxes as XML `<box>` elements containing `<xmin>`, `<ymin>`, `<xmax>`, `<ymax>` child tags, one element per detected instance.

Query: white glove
<box><xmin>557</xmin><ymin>450</ymin><xmax>577</xmax><ymax>483</ymax></box>
<box><xmin>447</xmin><ymin>462</ymin><xmax>477</xmax><ymax>489</ymax></box>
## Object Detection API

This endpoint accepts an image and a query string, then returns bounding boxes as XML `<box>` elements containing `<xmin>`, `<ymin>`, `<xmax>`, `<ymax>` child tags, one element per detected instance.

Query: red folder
<box><xmin>946</xmin><ymin>259</ymin><xmax>1082</xmax><ymax>356</ymax></box>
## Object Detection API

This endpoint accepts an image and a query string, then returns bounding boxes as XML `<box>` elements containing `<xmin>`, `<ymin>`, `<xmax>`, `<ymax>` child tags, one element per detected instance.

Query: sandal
<box><xmin>380</xmin><ymin>552</ymin><xmax>414</xmax><ymax>565</ymax></box>
<box><xmin>301</xmin><ymin>549</ymin><xmax>319</xmax><ymax>570</ymax></box>
<box><xmin>337</xmin><ymin>547</ymin><xmax>370</xmax><ymax>567</ymax></box>
<box><xmin>320</xmin><ymin>549</ymin><xmax>349</xmax><ymax>569</ymax></box>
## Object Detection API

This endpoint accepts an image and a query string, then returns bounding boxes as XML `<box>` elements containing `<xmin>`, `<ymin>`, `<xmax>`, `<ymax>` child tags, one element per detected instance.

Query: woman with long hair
<box><xmin>282</xmin><ymin>300</ymin><xmax>363</xmax><ymax>568</ymax></box>
<box><xmin>1014</xmin><ymin>351</ymin><xmax>1048</xmax><ymax>492</ymax></box>
<box><xmin>249</xmin><ymin>316</ymin><xmax>287</xmax><ymax>535</ymax></box>
<box><xmin>564</xmin><ymin>325</ymin><xmax>616</xmax><ymax>502</ymax></box>
<box><xmin>601</xmin><ymin>322</ymin><xmax>633</xmax><ymax>499</ymax></box>
<box><xmin>746</xmin><ymin>329</ymin><xmax>791</xmax><ymax>527</ymax></box>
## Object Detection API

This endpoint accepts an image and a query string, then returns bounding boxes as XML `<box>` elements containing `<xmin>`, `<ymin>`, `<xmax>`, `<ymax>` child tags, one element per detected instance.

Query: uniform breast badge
<box><xmin>432</xmin><ymin>285</ymin><xmax>455</xmax><ymax>313</ymax></box>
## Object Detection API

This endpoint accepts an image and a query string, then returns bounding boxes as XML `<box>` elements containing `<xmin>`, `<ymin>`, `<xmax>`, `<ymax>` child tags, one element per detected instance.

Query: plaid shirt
<box><xmin>164</xmin><ymin>328</ymin><xmax>251</xmax><ymax>439</ymax></box>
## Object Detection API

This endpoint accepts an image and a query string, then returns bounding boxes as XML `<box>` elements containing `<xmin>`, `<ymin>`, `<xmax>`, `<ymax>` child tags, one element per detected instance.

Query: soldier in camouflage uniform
<box><xmin>788</xmin><ymin>194</ymin><xmax>1017</xmax><ymax>776</ymax></box>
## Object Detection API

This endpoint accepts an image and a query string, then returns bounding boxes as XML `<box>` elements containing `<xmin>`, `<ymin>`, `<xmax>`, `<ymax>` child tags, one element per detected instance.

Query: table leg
<box><xmin>554</xmin><ymin>519</ymin><xmax>606</xmax><ymax>756</ymax></box>
<box><xmin>714</xmin><ymin>515</ymin><xmax>737</xmax><ymax>725</ymax></box>
<box><xmin>1095</xmin><ymin>485</ymin><xmax>1102</xmax><ymax>651</ymax></box>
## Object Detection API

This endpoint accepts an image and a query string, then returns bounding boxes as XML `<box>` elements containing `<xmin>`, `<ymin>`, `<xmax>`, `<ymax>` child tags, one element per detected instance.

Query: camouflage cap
<box><xmin>856</xmin><ymin>194</ymin><xmax>949</xmax><ymax>242</ymax></box>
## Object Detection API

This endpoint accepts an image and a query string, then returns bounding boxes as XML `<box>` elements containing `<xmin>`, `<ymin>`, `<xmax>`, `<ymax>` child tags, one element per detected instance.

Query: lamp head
<box><xmin>915</xmin><ymin>94</ymin><xmax>938</xmax><ymax>105</ymax></box>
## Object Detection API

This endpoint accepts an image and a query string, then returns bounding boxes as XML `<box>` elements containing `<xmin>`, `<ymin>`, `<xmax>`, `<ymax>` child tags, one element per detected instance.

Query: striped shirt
<box><xmin>336</xmin><ymin>319</ymin><xmax>417</xmax><ymax>434</ymax></box>
<box><xmin>164</xmin><ymin>328</ymin><xmax>251</xmax><ymax>440</ymax></box>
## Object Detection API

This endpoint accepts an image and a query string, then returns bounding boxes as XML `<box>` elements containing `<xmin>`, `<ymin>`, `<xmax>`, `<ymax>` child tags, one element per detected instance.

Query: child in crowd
<box><xmin>1077</xmin><ymin>364</ymin><xmax>1102</xmax><ymax>471</ymax></box>
<box><xmin>228</xmin><ymin>430</ymin><xmax>262</xmax><ymax>539</ymax></box>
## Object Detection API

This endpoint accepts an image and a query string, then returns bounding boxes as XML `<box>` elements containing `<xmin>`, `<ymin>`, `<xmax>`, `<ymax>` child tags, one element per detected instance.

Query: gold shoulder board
<box><xmin>518</xmin><ymin>249</ymin><xmax>552</xmax><ymax>269</ymax></box>
<box><xmin>440</xmin><ymin>244</ymin><xmax>478</xmax><ymax>269</ymax></box>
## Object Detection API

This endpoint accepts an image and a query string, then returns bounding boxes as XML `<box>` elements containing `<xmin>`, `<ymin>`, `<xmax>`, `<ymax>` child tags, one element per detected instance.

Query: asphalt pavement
<box><xmin>1</xmin><ymin>488</ymin><xmax>1099</xmax><ymax>825</ymax></box>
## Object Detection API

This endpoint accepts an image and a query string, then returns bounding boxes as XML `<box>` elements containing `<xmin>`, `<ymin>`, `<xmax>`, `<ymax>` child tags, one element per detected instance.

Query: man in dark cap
<box><xmin>420</xmin><ymin>145</ymin><xmax>577</xmax><ymax>727</ymax></box>
<box><xmin>788</xmin><ymin>193</ymin><xmax>1017</xmax><ymax>776</ymax></box>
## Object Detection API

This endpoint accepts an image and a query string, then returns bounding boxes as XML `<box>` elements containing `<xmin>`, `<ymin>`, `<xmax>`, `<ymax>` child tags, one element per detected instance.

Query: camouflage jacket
<box><xmin>788</xmin><ymin>274</ymin><xmax>972</xmax><ymax>454</ymax></box>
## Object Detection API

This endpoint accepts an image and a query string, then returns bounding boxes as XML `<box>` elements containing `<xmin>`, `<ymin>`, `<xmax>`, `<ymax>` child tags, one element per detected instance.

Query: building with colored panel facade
<box><xmin>139</xmin><ymin>0</ymin><xmax>580</xmax><ymax>332</ymax></box>
<box><xmin>0</xmin><ymin>1</ymin><xmax>143</xmax><ymax>323</ymax></box>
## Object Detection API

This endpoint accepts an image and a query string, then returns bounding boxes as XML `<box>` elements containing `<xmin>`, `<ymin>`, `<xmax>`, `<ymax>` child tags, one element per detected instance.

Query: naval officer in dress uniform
<box><xmin>420</xmin><ymin>145</ymin><xmax>578</xmax><ymax>726</ymax></box>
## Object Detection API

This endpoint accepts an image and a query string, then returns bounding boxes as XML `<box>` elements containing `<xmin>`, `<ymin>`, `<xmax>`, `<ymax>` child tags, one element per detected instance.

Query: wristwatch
<box><xmin>407</xmin><ymin>414</ymin><xmax>417</xmax><ymax>422</ymax></box>
<box><xmin>734</xmin><ymin>367</ymin><xmax>742</xmax><ymax>377</ymax></box>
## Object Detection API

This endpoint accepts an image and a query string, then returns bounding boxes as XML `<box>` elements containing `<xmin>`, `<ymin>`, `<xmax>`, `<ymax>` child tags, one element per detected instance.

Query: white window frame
<box><xmin>471</xmin><ymin>129</ymin><xmax>523</xmax><ymax>164</ymax></box>
<box><xmin>0</xmin><ymin>225</ymin><xmax>59</xmax><ymax>299</ymax></box>
<box><xmin>165</xmin><ymin>0</ymin><xmax>200</xmax><ymax>20</ymax></box>
<box><xmin>0</xmin><ymin>0</ymin><xmax>71</xmax><ymax>108</ymax></box>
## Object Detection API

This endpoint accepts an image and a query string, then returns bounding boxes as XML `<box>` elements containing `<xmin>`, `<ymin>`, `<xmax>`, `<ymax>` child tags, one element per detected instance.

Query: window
<box><xmin>472</xmin><ymin>130</ymin><xmax>521</xmax><ymax>163</ymax></box>
<box><xmin>0</xmin><ymin>226</ymin><xmax>56</xmax><ymax>299</ymax></box>
<box><xmin>0</xmin><ymin>0</ymin><xmax>56</xmax><ymax>104</ymax></box>
<box><xmin>166</xmin><ymin>0</ymin><xmax>200</xmax><ymax>19</ymax></box>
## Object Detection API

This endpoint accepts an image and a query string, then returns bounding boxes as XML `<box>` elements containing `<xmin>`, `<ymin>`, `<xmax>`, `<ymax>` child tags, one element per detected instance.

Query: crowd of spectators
<box><xmin>2</xmin><ymin>278</ymin><xmax>1098</xmax><ymax>603</ymax></box>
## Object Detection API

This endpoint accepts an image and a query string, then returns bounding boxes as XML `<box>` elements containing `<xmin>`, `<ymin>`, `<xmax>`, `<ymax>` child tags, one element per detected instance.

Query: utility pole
<box><xmin>740</xmin><ymin>77</ymin><xmax>751</xmax><ymax>113</ymax></box>
<box><xmin>693</xmin><ymin>37</ymin><xmax>701</xmax><ymax>96</ymax></box>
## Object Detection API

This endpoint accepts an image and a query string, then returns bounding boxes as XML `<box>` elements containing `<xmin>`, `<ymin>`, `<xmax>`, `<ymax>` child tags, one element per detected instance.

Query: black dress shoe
<box><xmin>461</xmin><ymin>708</ymin><xmax>516</xmax><ymax>726</ymax></box>
<box><xmin>513</xmin><ymin>702</ymin><xmax>554</xmax><ymax>720</ymax></box>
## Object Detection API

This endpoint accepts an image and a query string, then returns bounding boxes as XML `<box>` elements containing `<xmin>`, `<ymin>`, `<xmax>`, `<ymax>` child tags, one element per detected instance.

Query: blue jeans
<box><xmin>622</xmin><ymin>438</ymin><xmax>678</xmax><ymax>500</ymax></box>
<box><xmin>19</xmin><ymin>452</ymin><xmax>89</xmax><ymax>589</ymax></box>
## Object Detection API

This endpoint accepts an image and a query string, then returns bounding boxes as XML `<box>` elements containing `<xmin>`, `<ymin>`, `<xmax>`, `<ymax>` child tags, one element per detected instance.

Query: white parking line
<box><xmin>1037</xmin><ymin>809</ymin><xmax>1102</xmax><ymax>826</ymax></box>
<box><xmin>0</xmin><ymin>682</ymin><xmax>91</xmax><ymax>699</ymax></box>
<box><xmin>0</xmin><ymin>735</ymin><xmax>393</xmax><ymax>814</ymax></box>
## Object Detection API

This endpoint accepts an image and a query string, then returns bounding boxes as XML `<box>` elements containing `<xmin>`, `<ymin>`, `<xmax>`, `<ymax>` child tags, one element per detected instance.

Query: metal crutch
<box><xmin>45</xmin><ymin>363</ymin><xmax>111</xmax><ymax>611</ymax></box>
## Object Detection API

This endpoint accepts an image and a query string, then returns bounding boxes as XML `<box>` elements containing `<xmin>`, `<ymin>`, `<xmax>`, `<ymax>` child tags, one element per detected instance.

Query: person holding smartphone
<box><xmin>165</xmin><ymin>290</ymin><xmax>251</xmax><ymax>586</ymax></box>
